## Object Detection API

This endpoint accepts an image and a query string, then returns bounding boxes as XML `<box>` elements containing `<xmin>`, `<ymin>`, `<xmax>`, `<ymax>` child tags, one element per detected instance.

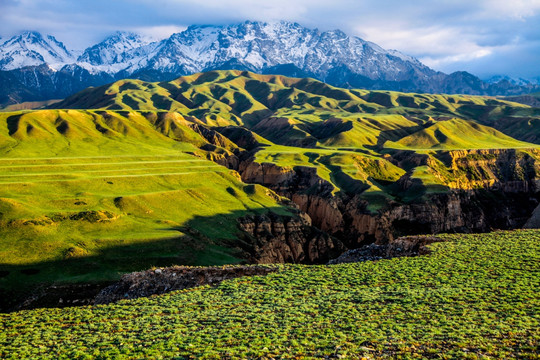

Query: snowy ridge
<box><xmin>1</xmin><ymin>21</ymin><xmax>538</xmax><ymax>104</ymax></box>
<box><xmin>76</xmin><ymin>31</ymin><xmax>158</xmax><ymax>74</ymax></box>
<box><xmin>0</xmin><ymin>31</ymin><xmax>75</xmax><ymax>70</ymax></box>
<box><xmin>0</xmin><ymin>21</ymin><xmax>432</xmax><ymax>80</ymax></box>
<box><xmin>485</xmin><ymin>75</ymin><xmax>539</xmax><ymax>86</ymax></box>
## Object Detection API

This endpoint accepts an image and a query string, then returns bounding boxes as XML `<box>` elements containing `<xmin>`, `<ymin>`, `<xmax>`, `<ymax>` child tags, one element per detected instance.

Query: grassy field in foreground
<box><xmin>1</xmin><ymin>230</ymin><xmax>538</xmax><ymax>359</ymax></box>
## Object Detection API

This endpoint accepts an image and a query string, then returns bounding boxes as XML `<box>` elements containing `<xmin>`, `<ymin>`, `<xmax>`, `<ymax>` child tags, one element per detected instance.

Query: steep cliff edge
<box><xmin>233</xmin><ymin>149</ymin><xmax>540</xmax><ymax>248</ymax></box>
<box><xmin>237</xmin><ymin>211</ymin><xmax>345</xmax><ymax>264</ymax></box>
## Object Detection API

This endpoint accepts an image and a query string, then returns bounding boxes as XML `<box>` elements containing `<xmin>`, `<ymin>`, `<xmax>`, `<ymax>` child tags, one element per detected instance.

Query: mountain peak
<box><xmin>0</xmin><ymin>21</ymin><xmax>538</xmax><ymax>103</ymax></box>
<box><xmin>76</xmin><ymin>31</ymin><xmax>155</xmax><ymax>68</ymax></box>
<box><xmin>0</xmin><ymin>31</ymin><xmax>75</xmax><ymax>70</ymax></box>
<box><xmin>20</xmin><ymin>30</ymin><xmax>43</xmax><ymax>38</ymax></box>
<box><xmin>485</xmin><ymin>75</ymin><xmax>537</xmax><ymax>86</ymax></box>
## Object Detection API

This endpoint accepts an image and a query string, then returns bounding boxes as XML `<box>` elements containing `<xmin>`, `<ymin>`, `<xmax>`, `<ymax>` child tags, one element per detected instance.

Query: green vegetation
<box><xmin>385</xmin><ymin>118</ymin><xmax>532</xmax><ymax>150</ymax></box>
<box><xmin>52</xmin><ymin>70</ymin><xmax>540</xmax><ymax>146</ymax></box>
<box><xmin>1</xmin><ymin>71</ymin><xmax>540</xmax><ymax>308</ymax></box>
<box><xmin>48</xmin><ymin>70</ymin><xmax>540</xmax><ymax>201</ymax></box>
<box><xmin>0</xmin><ymin>109</ymin><xmax>295</xmax><ymax>298</ymax></box>
<box><xmin>1</xmin><ymin>230</ymin><xmax>538</xmax><ymax>359</ymax></box>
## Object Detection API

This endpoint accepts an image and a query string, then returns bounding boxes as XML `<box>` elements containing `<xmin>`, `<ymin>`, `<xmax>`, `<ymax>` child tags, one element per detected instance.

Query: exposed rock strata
<box><xmin>328</xmin><ymin>235</ymin><xmax>443</xmax><ymax>264</ymax></box>
<box><xmin>233</xmin><ymin>149</ymin><xmax>540</xmax><ymax>249</ymax></box>
<box><xmin>95</xmin><ymin>265</ymin><xmax>277</xmax><ymax>305</ymax></box>
<box><xmin>524</xmin><ymin>203</ymin><xmax>540</xmax><ymax>229</ymax></box>
<box><xmin>237</xmin><ymin>212</ymin><xmax>346</xmax><ymax>264</ymax></box>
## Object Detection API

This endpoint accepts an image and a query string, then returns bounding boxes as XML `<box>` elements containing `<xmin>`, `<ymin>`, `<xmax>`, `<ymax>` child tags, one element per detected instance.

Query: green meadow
<box><xmin>0</xmin><ymin>109</ymin><xmax>294</xmax><ymax>301</ymax></box>
<box><xmin>1</xmin><ymin>230</ymin><xmax>538</xmax><ymax>359</ymax></box>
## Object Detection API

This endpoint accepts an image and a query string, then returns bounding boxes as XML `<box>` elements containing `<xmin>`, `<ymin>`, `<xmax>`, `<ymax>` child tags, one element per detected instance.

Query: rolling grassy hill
<box><xmin>385</xmin><ymin>118</ymin><xmax>532</xmax><ymax>150</ymax></box>
<box><xmin>49</xmin><ymin>70</ymin><xmax>540</xmax><ymax>198</ymax></box>
<box><xmin>1</xmin><ymin>71</ymin><xmax>540</xmax><ymax>310</ymax></box>
<box><xmin>1</xmin><ymin>230</ymin><xmax>538</xmax><ymax>358</ymax></box>
<box><xmin>51</xmin><ymin>70</ymin><xmax>540</xmax><ymax>146</ymax></box>
<box><xmin>0</xmin><ymin>109</ymin><xmax>296</xmax><ymax>303</ymax></box>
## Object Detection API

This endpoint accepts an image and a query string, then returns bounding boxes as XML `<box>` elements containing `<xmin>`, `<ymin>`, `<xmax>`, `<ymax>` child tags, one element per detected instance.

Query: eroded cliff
<box><xmin>232</xmin><ymin>149</ymin><xmax>540</xmax><ymax>249</ymax></box>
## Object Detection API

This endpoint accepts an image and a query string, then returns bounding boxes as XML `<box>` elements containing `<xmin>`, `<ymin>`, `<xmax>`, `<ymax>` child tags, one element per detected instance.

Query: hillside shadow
<box><xmin>6</xmin><ymin>113</ymin><xmax>23</xmax><ymax>136</ymax></box>
<box><xmin>0</xmin><ymin>206</ymin><xmax>290</xmax><ymax>312</ymax></box>
<box><xmin>368</xmin><ymin>121</ymin><xmax>434</xmax><ymax>151</ymax></box>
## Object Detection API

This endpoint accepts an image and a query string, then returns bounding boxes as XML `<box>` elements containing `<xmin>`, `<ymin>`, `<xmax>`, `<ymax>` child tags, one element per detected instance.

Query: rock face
<box><xmin>524</xmin><ymin>204</ymin><xmax>540</xmax><ymax>229</ymax></box>
<box><xmin>95</xmin><ymin>265</ymin><xmax>277</xmax><ymax>305</ymax></box>
<box><xmin>0</xmin><ymin>31</ymin><xmax>75</xmax><ymax>70</ymax></box>
<box><xmin>328</xmin><ymin>235</ymin><xmax>443</xmax><ymax>264</ymax></box>
<box><xmin>237</xmin><ymin>212</ymin><xmax>346</xmax><ymax>264</ymax></box>
<box><xmin>234</xmin><ymin>149</ymin><xmax>540</xmax><ymax>248</ymax></box>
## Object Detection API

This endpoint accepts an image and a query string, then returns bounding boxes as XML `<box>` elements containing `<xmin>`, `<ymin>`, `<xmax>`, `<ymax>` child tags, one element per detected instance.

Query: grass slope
<box><xmin>1</xmin><ymin>230</ymin><xmax>538</xmax><ymax>359</ymax></box>
<box><xmin>48</xmin><ymin>71</ymin><xmax>540</xmax><ymax>202</ymax></box>
<box><xmin>385</xmin><ymin>118</ymin><xmax>533</xmax><ymax>150</ymax></box>
<box><xmin>0</xmin><ymin>109</ymin><xmax>294</xmax><ymax>296</ymax></box>
<box><xmin>51</xmin><ymin>70</ymin><xmax>540</xmax><ymax>146</ymax></box>
<box><xmin>46</xmin><ymin>71</ymin><xmax>540</xmax><ymax>204</ymax></box>
<box><xmin>2</xmin><ymin>72</ymin><xmax>540</xmax><ymax>302</ymax></box>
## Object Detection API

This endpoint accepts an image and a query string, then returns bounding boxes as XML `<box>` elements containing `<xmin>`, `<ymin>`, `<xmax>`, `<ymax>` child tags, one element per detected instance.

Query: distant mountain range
<box><xmin>0</xmin><ymin>21</ymin><xmax>539</xmax><ymax>106</ymax></box>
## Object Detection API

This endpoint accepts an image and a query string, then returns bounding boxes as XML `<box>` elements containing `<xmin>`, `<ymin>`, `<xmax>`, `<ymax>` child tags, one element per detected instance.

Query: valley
<box><xmin>0</xmin><ymin>70</ymin><xmax>538</xmax><ymax>357</ymax></box>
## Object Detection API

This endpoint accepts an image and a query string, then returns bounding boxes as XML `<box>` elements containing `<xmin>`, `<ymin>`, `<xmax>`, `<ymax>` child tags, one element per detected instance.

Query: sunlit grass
<box><xmin>1</xmin><ymin>230</ymin><xmax>538</xmax><ymax>359</ymax></box>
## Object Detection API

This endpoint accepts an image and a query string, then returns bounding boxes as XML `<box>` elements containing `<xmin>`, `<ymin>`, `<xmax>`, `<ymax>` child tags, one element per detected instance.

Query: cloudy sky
<box><xmin>1</xmin><ymin>0</ymin><xmax>539</xmax><ymax>79</ymax></box>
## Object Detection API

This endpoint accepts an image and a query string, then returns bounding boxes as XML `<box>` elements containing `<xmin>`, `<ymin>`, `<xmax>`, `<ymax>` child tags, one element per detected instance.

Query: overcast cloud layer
<box><xmin>1</xmin><ymin>0</ymin><xmax>539</xmax><ymax>79</ymax></box>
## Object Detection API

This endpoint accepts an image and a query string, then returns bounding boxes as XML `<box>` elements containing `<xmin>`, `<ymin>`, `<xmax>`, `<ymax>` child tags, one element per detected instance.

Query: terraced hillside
<box><xmin>1</xmin><ymin>230</ymin><xmax>539</xmax><ymax>358</ymax></box>
<box><xmin>0</xmin><ymin>109</ymin><xmax>315</xmax><ymax>310</ymax></box>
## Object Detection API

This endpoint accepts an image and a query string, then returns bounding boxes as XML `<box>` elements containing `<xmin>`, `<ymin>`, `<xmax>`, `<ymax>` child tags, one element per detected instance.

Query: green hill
<box><xmin>0</xmin><ymin>109</ymin><xmax>296</xmax><ymax>303</ymax></box>
<box><xmin>51</xmin><ymin>70</ymin><xmax>540</xmax><ymax>146</ymax></box>
<box><xmin>2</xmin><ymin>71</ymin><xmax>540</xmax><ymax>309</ymax></box>
<box><xmin>385</xmin><ymin>118</ymin><xmax>532</xmax><ymax>150</ymax></box>
<box><xmin>47</xmin><ymin>70</ymin><xmax>540</xmax><ymax>202</ymax></box>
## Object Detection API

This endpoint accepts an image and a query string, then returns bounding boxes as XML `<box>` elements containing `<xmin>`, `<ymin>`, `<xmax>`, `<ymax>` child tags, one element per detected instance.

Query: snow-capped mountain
<box><xmin>485</xmin><ymin>75</ymin><xmax>538</xmax><ymax>86</ymax></box>
<box><xmin>0</xmin><ymin>21</ymin><xmax>538</xmax><ymax>106</ymax></box>
<box><xmin>0</xmin><ymin>31</ymin><xmax>75</xmax><ymax>70</ymax></box>
<box><xmin>75</xmin><ymin>21</ymin><xmax>435</xmax><ymax>85</ymax></box>
<box><xmin>76</xmin><ymin>31</ymin><xmax>158</xmax><ymax>74</ymax></box>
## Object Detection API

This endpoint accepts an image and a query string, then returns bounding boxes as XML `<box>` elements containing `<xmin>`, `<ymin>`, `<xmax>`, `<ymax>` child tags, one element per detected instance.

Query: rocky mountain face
<box><xmin>0</xmin><ymin>64</ymin><xmax>114</xmax><ymax>104</ymax></box>
<box><xmin>223</xmin><ymin>148</ymin><xmax>540</xmax><ymax>249</ymax></box>
<box><xmin>1</xmin><ymin>22</ymin><xmax>538</xmax><ymax>106</ymax></box>
<box><xmin>77</xmin><ymin>32</ymin><xmax>159</xmax><ymax>75</ymax></box>
<box><xmin>485</xmin><ymin>75</ymin><xmax>539</xmax><ymax>86</ymax></box>
<box><xmin>237</xmin><ymin>212</ymin><xmax>345</xmax><ymax>264</ymax></box>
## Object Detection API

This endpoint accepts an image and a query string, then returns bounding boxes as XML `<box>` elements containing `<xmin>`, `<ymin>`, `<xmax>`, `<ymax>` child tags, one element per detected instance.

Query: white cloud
<box><xmin>478</xmin><ymin>0</ymin><xmax>540</xmax><ymax>19</ymax></box>
<box><xmin>421</xmin><ymin>49</ymin><xmax>493</xmax><ymax>70</ymax></box>
<box><xmin>130</xmin><ymin>25</ymin><xmax>187</xmax><ymax>41</ymax></box>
